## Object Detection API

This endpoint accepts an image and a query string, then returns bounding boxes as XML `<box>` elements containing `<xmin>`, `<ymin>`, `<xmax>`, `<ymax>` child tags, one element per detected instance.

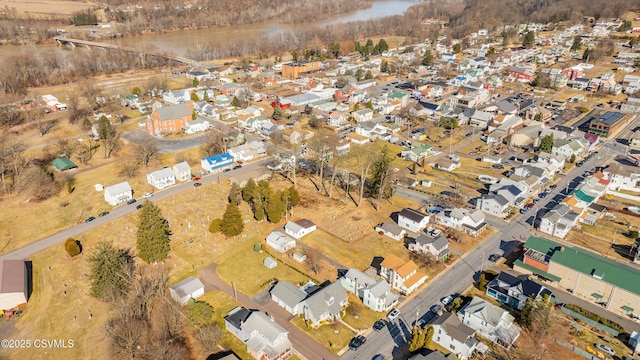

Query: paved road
<box><xmin>199</xmin><ymin>264</ymin><xmax>338</xmax><ymax>360</ymax></box>
<box><xmin>345</xmin><ymin>134</ymin><xmax>639</xmax><ymax>359</ymax></box>
<box><xmin>0</xmin><ymin>158</ymin><xmax>271</xmax><ymax>261</ymax></box>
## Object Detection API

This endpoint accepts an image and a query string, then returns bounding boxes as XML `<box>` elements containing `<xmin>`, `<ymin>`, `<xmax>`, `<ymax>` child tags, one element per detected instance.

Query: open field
<box><xmin>0</xmin><ymin>0</ymin><xmax>95</xmax><ymax>16</ymax></box>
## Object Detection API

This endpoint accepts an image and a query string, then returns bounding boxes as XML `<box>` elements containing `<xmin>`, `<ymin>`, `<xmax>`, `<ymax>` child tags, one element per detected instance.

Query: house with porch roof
<box><xmin>379</xmin><ymin>254</ymin><xmax>427</xmax><ymax>295</ymax></box>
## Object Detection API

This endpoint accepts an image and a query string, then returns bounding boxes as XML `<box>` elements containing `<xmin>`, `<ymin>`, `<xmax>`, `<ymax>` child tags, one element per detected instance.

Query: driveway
<box><xmin>198</xmin><ymin>264</ymin><xmax>338</xmax><ymax>360</ymax></box>
<box><xmin>121</xmin><ymin>129</ymin><xmax>208</xmax><ymax>154</ymax></box>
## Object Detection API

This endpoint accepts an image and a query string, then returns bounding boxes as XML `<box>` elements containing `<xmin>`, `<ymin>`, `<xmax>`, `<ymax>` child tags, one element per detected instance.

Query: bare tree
<box><xmin>304</xmin><ymin>247</ymin><xmax>323</xmax><ymax>275</ymax></box>
<box><xmin>76</xmin><ymin>137</ymin><xmax>100</xmax><ymax>164</ymax></box>
<box><xmin>200</xmin><ymin>131</ymin><xmax>227</xmax><ymax>157</ymax></box>
<box><xmin>353</xmin><ymin>147</ymin><xmax>373</xmax><ymax>206</ymax></box>
<box><xmin>307</xmin><ymin>131</ymin><xmax>333</xmax><ymax>193</ymax></box>
<box><xmin>28</xmin><ymin>165</ymin><xmax>61</xmax><ymax>200</ymax></box>
<box><xmin>194</xmin><ymin>324</ymin><xmax>223</xmax><ymax>353</ymax></box>
<box><xmin>132</xmin><ymin>136</ymin><xmax>158</xmax><ymax>167</ymax></box>
<box><xmin>106</xmin><ymin>316</ymin><xmax>146</xmax><ymax>360</ymax></box>
<box><xmin>29</xmin><ymin>110</ymin><xmax>55</xmax><ymax>136</ymax></box>
<box><xmin>96</xmin><ymin>116</ymin><xmax>121</xmax><ymax>158</ymax></box>
<box><xmin>119</xmin><ymin>161</ymin><xmax>140</xmax><ymax>178</ymax></box>
<box><xmin>0</xmin><ymin>134</ymin><xmax>29</xmax><ymax>193</ymax></box>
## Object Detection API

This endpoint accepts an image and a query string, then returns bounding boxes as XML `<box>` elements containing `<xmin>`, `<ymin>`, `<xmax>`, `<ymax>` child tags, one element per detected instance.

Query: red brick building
<box><xmin>147</xmin><ymin>102</ymin><xmax>194</xmax><ymax>135</ymax></box>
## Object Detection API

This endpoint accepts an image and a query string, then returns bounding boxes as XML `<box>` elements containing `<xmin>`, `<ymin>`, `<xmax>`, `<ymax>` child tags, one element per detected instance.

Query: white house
<box><xmin>224</xmin><ymin>307</ymin><xmax>293</xmax><ymax>360</ymax></box>
<box><xmin>147</xmin><ymin>167</ymin><xmax>176</xmax><ymax>190</ymax></box>
<box><xmin>104</xmin><ymin>181</ymin><xmax>133</xmax><ymax>206</ymax></box>
<box><xmin>432</xmin><ymin>312</ymin><xmax>479</xmax><ymax>360</ymax></box>
<box><xmin>297</xmin><ymin>281</ymin><xmax>349</xmax><ymax>327</ymax></box>
<box><xmin>408</xmin><ymin>235</ymin><xmax>451</xmax><ymax>261</ymax></box>
<box><xmin>339</xmin><ymin>268</ymin><xmax>399</xmax><ymax>312</ymax></box>
<box><xmin>172</xmin><ymin>161</ymin><xmax>192</xmax><ymax>182</ymax></box>
<box><xmin>283</xmin><ymin>219</ymin><xmax>317</xmax><ymax>239</ymax></box>
<box><xmin>375</xmin><ymin>222</ymin><xmax>407</xmax><ymax>241</ymax></box>
<box><xmin>436</xmin><ymin>208</ymin><xmax>487</xmax><ymax>237</ymax></box>
<box><xmin>201</xmin><ymin>153</ymin><xmax>233</xmax><ymax>173</ymax></box>
<box><xmin>182</xmin><ymin>117</ymin><xmax>211</xmax><ymax>134</ymax></box>
<box><xmin>397</xmin><ymin>208</ymin><xmax>431</xmax><ymax>233</ymax></box>
<box><xmin>162</xmin><ymin>90</ymin><xmax>191</xmax><ymax>105</ymax></box>
<box><xmin>603</xmin><ymin>162</ymin><xmax>640</xmax><ymax>192</ymax></box>
<box><xmin>476</xmin><ymin>194</ymin><xmax>510</xmax><ymax>218</ymax></box>
<box><xmin>379</xmin><ymin>254</ymin><xmax>427</xmax><ymax>295</ymax></box>
<box><xmin>169</xmin><ymin>276</ymin><xmax>205</xmax><ymax>305</ymax></box>
<box><xmin>0</xmin><ymin>260</ymin><xmax>29</xmax><ymax>310</ymax></box>
<box><xmin>352</xmin><ymin>108</ymin><xmax>374</xmax><ymax>123</ymax></box>
<box><xmin>265</xmin><ymin>231</ymin><xmax>296</xmax><ymax>253</ymax></box>
<box><xmin>228</xmin><ymin>141</ymin><xmax>267</xmax><ymax>163</ymax></box>
<box><xmin>457</xmin><ymin>297</ymin><xmax>521</xmax><ymax>348</ymax></box>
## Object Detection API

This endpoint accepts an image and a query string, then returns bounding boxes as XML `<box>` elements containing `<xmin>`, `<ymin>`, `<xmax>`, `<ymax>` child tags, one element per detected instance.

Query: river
<box><xmin>0</xmin><ymin>0</ymin><xmax>415</xmax><ymax>61</ymax></box>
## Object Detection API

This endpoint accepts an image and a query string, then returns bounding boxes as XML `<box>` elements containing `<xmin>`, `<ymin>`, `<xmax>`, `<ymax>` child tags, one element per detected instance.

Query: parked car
<box><xmin>373</xmin><ymin>319</ymin><xmax>386</xmax><ymax>331</ymax></box>
<box><xmin>492</xmin><ymin>163</ymin><xmax>504</xmax><ymax>169</ymax></box>
<box><xmin>136</xmin><ymin>204</ymin><xmax>143</xmax><ymax>210</ymax></box>
<box><xmin>98</xmin><ymin>211</ymin><xmax>109</xmax><ymax>217</ymax></box>
<box><xmin>549</xmin><ymin>184</ymin><xmax>558</xmax><ymax>189</ymax></box>
<box><xmin>441</xmin><ymin>295</ymin><xmax>454</xmax><ymax>306</ymax></box>
<box><xmin>223</xmin><ymin>168</ymin><xmax>231</xmax><ymax>173</ymax></box>
<box><xmin>414</xmin><ymin>318</ymin><xmax>426</xmax><ymax>328</ymax></box>
<box><xmin>349</xmin><ymin>335</ymin><xmax>366</xmax><ymax>350</ymax></box>
<box><xmin>488</xmin><ymin>254</ymin><xmax>501</xmax><ymax>262</ymax></box>
<box><xmin>143</xmin><ymin>192</ymin><xmax>154</xmax><ymax>199</ymax></box>
<box><xmin>520</xmin><ymin>208</ymin><xmax>529</xmax><ymax>214</ymax></box>
<box><xmin>233</xmin><ymin>165</ymin><xmax>242</xmax><ymax>170</ymax></box>
<box><xmin>594</xmin><ymin>344</ymin><xmax>615</xmax><ymax>356</ymax></box>
<box><xmin>387</xmin><ymin>309</ymin><xmax>401</xmax><ymax>320</ymax></box>
<box><xmin>193</xmin><ymin>177</ymin><xmax>201</xmax><ymax>181</ymax></box>
<box><xmin>373</xmin><ymin>355</ymin><xmax>385</xmax><ymax>360</ymax></box>
<box><xmin>540</xmin><ymin>192</ymin><xmax>548</xmax><ymax>198</ymax></box>
<box><xmin>193</xmin><ymin>182</ymin><xmax>202</xmax><ymax>187</ymax></box>
<box><xmin>430</xmin><ymin>304</ymin><xmax>443</xmax><ymax>315</ymax></box>
<box><xmin>127</xmin><ymin>199</ymin><xmax>137</xmax><ymax>205</ymax></box>
<box><xmin>85</xmin><ymin>216</ymin><xmax>96</xmax><ymax>223</ymax></box>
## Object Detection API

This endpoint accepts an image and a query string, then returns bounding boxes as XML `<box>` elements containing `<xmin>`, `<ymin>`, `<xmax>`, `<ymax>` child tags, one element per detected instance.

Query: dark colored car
<box><xmin>85</xmin><ymin>216</ymin><xmax>96</xmax><ymax>223</ymax></box>
<box><xmin>349</xmin><ymin>335</ymin><xmax>366</xmax><ymax>350</ymax></box>
<box><xmin>492</xmin><ymin>163</ymin><xmax>504</xmax><ymax>169</ymax></box>
<box><xmin>233</xmin><ymin>165</ymin><xmax>242</xmax><ymax>170</ymax></box>
<box><xmin>373</xmin><ymin>319</ymin><xmax>386</xmax><ymax>331</ymax></box>
<box><xmin>127</xmin><ymin>198</ymin><xmax>137</xmax><ymax>205</ymax></box>
<box><xmin>98</xmin><ymin>211</ymin><xmax>109</xmax><ymax>217</ymax></box>
<box><xmin>488</xmin><ymin>253</ymin><xmax>501</xmax><ymax>262</ymax></box>
<box><xmin>223</xmin><ymin>168</ymin><xmax>231</xmax><ymax>173</ymax></box>
<box><xmin>136</xmin><ymin>204</ymin><xmax>143</xmax><ymax>210</ymax></box>
<box><xmin>193</xmin><ymin>182</ymin><xmax>202</xmax><ymax>187</ymax></box>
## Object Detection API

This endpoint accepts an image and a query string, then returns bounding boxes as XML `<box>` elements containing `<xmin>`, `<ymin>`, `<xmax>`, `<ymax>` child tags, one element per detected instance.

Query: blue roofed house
<box><xmin>147</xmin><ymin>167</ymin><xmax>176</xmax><ymax>190</ymax></box>
<box><xmin>486</xmin><ymin>271</ymin><xmax>552</xmax><ymax>310</ymax></box>
<box><xmin>224</xmin><ymin>307</ymin><xmax>293</xmax><ymax>360</ymax></box>
<box><xmin>339</xmin><ymin>268</ymin><xmax>398</xmax><ymax>312</ymax></box>
<box><xmin>201</xmin><ymin>153</ymin><xmax>233</xmax><ymax>173</ymax></box>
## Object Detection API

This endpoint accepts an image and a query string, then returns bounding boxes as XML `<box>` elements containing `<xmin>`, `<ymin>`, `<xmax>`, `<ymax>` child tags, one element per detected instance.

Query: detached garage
<box><xmin>169</xmin><ymin>276</ymin><xmax>205</xmax><ymax>305</ymax></box>
<box><xmin>0</xmin><ymin>260</ymin><xmax>30</xmax><ymax>311</ymax></box>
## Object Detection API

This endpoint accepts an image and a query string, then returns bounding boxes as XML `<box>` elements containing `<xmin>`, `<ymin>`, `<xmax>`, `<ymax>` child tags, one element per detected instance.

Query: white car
<box><xmin>441</xmin><ymin>296</ymin><xmax>453</xmax><ymax>306</ymax></box>
<box><xmin>143</xmin><ymin>192</ymin><xmax>154</xmax><ymax>199</ymax></box>
<box><xmin>594</xmin><ymin>344</ymin><xmax>615</xmax><ymax>356</ymax></box>
<box><xmin>387</xmin><ymin>309</ymin><xmax>400</xmax><ymax>320</ymax></box>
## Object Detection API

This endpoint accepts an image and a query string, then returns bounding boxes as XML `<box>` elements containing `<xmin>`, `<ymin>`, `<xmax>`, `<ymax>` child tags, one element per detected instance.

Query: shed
<box><xmin>169</xmin><ymin>276</ymin><xmax>205</xmax><ymax>305</ymax></box>
<box><xmin>292</xmin><ymin>252</ymin><xmax>307</xmax><ymax>263</ymax></box>
<box><xmin>0</xmin><ymin>260</ymin><xmax>30</xmax><ymax>310</ymax></box>
<box><xmin>263</xmin><ymin>257</ymin><xmax>277</xmax><ymax>269</ymax></box>
<box><xmin>50</xmin><ymin>157</ymin><xmax>77</xmax><ymax>171</ymax></box>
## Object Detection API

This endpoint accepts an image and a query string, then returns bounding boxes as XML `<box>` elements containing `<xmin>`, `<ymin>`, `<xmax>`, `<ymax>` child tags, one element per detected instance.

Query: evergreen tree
<box><xmin>365</xmin><ymin>100</ymin><xmax>374</xmax><ymax>110</ymax></box>
<box><xmin>220</xmin><ymin>203</ymin><xmax>244</xmax><ymax>237</ymax></box>
<box><xmin>408</xmin><ymin>327</ymin><xmax>421</xmax><ymax>352</ymax></box>
<box><xmin>453</xmin><ymin>43</ymin><xmax>461</xmax><ymax>54</ymax></box>
<box><xmin>191</xmin><ymin>92</ymin><xmax>199</xmax><ymax>102</ymax></box>
<box><xmin>523</xmin><ymin>31</ymin><xmax>535</xmax><ymax>48</ymax></box>
<box><xmin>422</xmin><ymin>49</ymin><xmax>434</xmax><ymax>66</ymax></box>
<box><xmin>381</xmin><ymin>59</ymin><xmax>389</xmax><ymax>73</ymax></box>
<box><xmin>136</xmin><ymin>201</ymin><xmax>171</xmax><ymax>263</ymax></box>
<box><xmin>582</xmin><ymin>48</ymin><xmax>591</xmax><ymax>62</ymax></box>
<box><xmin>570</xmin><ymin>36</ymin><xmax>582</xmax><ymax>51</ymax></box>
<box><xmin>253</xmin><ymin>190</ymin><xmax>265</xmax><ymax>221</ymax></box>
<box><xmin>265</xmin><ymin>192</ymin><xmax>285</xmax><ymax>223</ymax></box>
<box><xmin>540</xmin><ymin>134</ymin><xmax>554</xmax><ymax>153</ymax></box>
<box><xmin>186</xmin><ymin>299</ymin><xmax>215</xmax><ymax>327</ymax></box>
<box><xmin>209</xmin><ymin>218</ymin><xmax>222</xmax><ymax>233</ymax></box>
<box><xmin>228</xmin><ymin>182</ymin><xmax>242</xmax><ymax>205</ymax></box>
<box><xmin>365</xmin><ymin>70</ymin><xmax>373</xmax><ymax>80</ymax></box>
<box><xmin>203</xmin><ymin>91</ymin><xmax>210</xmax><ymax>102</ymax></box>
<box><xmin>231</xmin><ymin>96</ymin><xmax>240</xmax><ymax>107</ymax></box>
<box><xmin>88</xmin><ymin>241</ymin><xmax>134</xmax><ymax>301</ymax></box>
<box><xmin>424</xmin><ymin>325</ymin><xmax>434</xmax><ymax>349</ymax></box>
<box><xmin>355</xmin><ymin>69</ymin><xmax>364</xmax><ymax>81</ymax></box>
<box><xmin>519</xmin><ymin>297</ymin><xmax>535</xmax><ymax>326</ymax></box>
<box><xmin>192</xmin><ymin>110</ymin><xmax>197</xmax><ymax>120</ymax></box>
<box><xmin>287</xmin><ymin>186</ymin><xmax>300</xmax><ymax>206</ymax></box>
<box><xmin>242</xmin><ymin>178</ymin><xmax>257</xmax><ymax>203</ymax></box>
<box><xmin>272</xmin><ymin>106</ymin><xmax>283</xmax><ymax>120</ymax></box>
<box><xmin>376</xmin><ymin>39</ymin><xmax>389</xmax><ymax>54</ymax></box>
<box><xmin>65</xmin><ymin>238</ymin><xmax>81</xmax><ymax>257</ymax></box>
<box><xmin>192</xmin><ymin>78</ymin><xmax>200</xmax><ymax>88</ymax></box>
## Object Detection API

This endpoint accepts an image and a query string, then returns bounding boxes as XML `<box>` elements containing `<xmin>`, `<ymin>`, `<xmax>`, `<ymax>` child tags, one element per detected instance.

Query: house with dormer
<box><xmin>436</xmin><ymin>208</ymin><xmax>487</xmax><ymax>237</ymax></box>
<box><xmin>539</xmin><ymin>203</ymin><xmax>580</xmax><ymax>238</ymax></box>
<box><xmin>432</xmin><ymin>313</ymin><xmax>480</xmax><ymax>360</ymax></box>
<box><xmin>224</xmin><ymin>307</ymin><xmax>293</xmax><ymax>360</ymax></box>
<box><xmin>379</xmin><ymin>254</ymin><xmax>427</xmax><ymax>295</ymax></box>
<box><xmin>486</xmin><ymin>271</ymin><xmax>552</xmax><ymax>310</ymax></box>
<box><xmin>457</xmin><ymin>297</ymin><xmax>521</xmax><ymax>348</ymax></box>
<box><xmin>339</xmin><ymin>268</ymin><xmax>399</xmax><ymax>312</ymax></box>
<box><xmin>552</xmin><ymin>138</ymin><xmax>587</xmax><ymax>160</ymax></box>
<box><xmin>298</xmin><ymin>281</ymin><xmax>349</xmax><ymax>326</ymax></box>
<box><xmin>162</xmin><ymin>89</ymin><xmax>191</xmax><ymax>105</ymax></box>
<box><xmin>409</xmin><ymin>234</ymin><xmax>451</xmax><ymax>261</ymax></box>
<box><xmin>476</xmin><ymin>194</ymin><xmax>510</xmax><ymax>218</ymax></box>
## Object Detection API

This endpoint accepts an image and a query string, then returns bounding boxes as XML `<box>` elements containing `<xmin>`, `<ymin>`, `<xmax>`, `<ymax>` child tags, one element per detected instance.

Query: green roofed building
<box><xmin>50</xmin><ymin>157</ymin><xmax>77</xmax><ymax>171</ymax></box>
<box><xmin>514</xmin><ymin>236</ymin><xmax>640</xmax><ymax>316</ymax></box>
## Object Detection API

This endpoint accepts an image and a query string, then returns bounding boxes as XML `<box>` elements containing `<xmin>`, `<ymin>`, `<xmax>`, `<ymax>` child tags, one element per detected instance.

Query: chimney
<box><xmin>560</xmin><ymin>246</ymin><xmax>565</xmax><ymax>252</ymax></box>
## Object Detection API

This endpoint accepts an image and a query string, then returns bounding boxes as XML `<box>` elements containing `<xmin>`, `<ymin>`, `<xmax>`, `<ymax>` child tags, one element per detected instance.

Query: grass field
<box><xmin>291</xmin><ymin>317</ymin><xmax>353</xmax><ymax>353</ymax></box>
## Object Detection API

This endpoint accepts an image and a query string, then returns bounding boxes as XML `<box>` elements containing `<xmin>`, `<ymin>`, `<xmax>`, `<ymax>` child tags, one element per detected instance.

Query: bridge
<box><xmin>54</xmin><ymin>36</ymin><xmax>199</xmax><ymax>66</ymax></box>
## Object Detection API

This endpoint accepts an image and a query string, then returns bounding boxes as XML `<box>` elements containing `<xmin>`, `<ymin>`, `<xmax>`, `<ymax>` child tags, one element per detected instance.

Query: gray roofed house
<box><xmin>432</xmin><ymin>312</ymin><xmax>479</xmax><ymax>360</ymax></box>
<box><xmin>270</xmin><ymin>281</ymin><xmax>307</xmax><ymax>315</ymax></box>
<box><xmin>360</xmin><ymin>278</ymin><xmax>399</xmax><ymax>312</ymax></box>
<box><xmin>477</xmin><ymin>194</ymin><xmax>510</xmax><ymax>218</ymax></box>
<box><xmin>408</xmin><ymin>234</ymin><xmax>451</xmax><ymax>261</ymax></box>
<box><xmin>224</xmin><ymin>307</ymin><xmax>293</xmax><ymax>360</ymax></box>
<box><xmin>398</xmin><ymin>208</ymin><xmax>431</xmax><ymax>233</ymax></box>
<box><xmin>172</xmin><ymin>161</ymin><xmax>192</xmax><ymax>182</ymax></box>
<box><xmin>104</xmin><ymin>181</ymin><xmax>133</xmax><ymax>206</ymax></box>
<box><xmin>0</xmin><ymin>260</ymin><xmax>29</xmax><ymax>310</ymax></box>
<box><xmin>299</xmin><ymin>281</ymin><xmax>349</xmax><ymax>327</ymax></box>
<box><xmin>340</xmin><ymin>268</ymin><xmax>377</xmax><ymax>295</ymax></box>
<box><xmin>147</xmin><ymin>167</ymin><xmax>176</xmax><ymax>190</ymax></box>
<box><xmin>169</xmin><ymin>276</ymin><xmax>205</xmax><ymax>305</ymax></box>
<box><xmin>409</xmin><ymin>351</ymin><xmax>456</xmax><ymax>360</ymax></box>
<box><xmin>457</xmin><ymin>297</ymin><xmax>521</xmax><ymax>348</ymax></box>
<box><xmin>265</xmin><ymin>231</ymin><xmax>296</xmax><ymax>253</ymax></box>
<box><xmin>375</xmin><ymin>221</ymin><xmax>407</xmax><ymax>241</ymax></box>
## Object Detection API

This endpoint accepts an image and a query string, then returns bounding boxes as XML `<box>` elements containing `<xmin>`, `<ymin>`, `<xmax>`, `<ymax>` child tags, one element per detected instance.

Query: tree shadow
<box><xmin>611</xmin><ymin>243</ymin><xmax>635</xmax><ymax>260</ymax></box>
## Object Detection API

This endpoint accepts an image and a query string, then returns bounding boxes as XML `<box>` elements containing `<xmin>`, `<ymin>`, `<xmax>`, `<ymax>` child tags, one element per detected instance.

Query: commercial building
<box><xmin>281</xmin><ymin>61</ymin><xmax>321</xmax><ymax>79</ymax></box>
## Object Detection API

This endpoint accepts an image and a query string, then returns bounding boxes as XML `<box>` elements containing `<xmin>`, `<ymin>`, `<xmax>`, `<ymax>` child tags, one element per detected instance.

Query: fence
<box><xmin>561</xmin><ymin>306</ymin><xmax>620</xmax><ymax>336</ymax></box>
<box><xmin>551</xmin><ymin>337</ymin><xmax>600</xmax><ymax>360</ymax></box>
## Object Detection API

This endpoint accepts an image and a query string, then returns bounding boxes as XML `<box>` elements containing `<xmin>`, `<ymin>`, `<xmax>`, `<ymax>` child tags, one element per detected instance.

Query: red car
<box><xmin>193</xmin><ymin>177</ymin><xmax>201</xmax><ymax>181</ymax></box>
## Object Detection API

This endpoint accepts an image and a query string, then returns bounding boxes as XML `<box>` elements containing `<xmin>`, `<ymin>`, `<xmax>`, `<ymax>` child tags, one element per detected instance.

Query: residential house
<box><xmin>470</xmin><ymin>111</ymin><xmax>494</xmax><ymax>129</ymax></box>
<box><xmin>270</xmin><ymin>282</ymin><xmax>308</xmax><ymax>315</ymax></box>
<box><xmin>486</xmin><ymin>271</ymin><xmax>552</xmax><ymax>310</ymax></box>
<box><xmin>339</xmin><ymin>268</ymin><xmax>398</xmax><ymax>312</ymax></box>
<box><xmin>435</xmin><ymin>157</ymin><xmax>461</xmax><ymax>172</ymax></box>
<box><xmin>169</xmin><ymin>276</ymin><xmax>205</xmax><ymax>305</ymax></box>
<box><xmin>539</xmin><ymin>203</ymin><xmax>580</xmax><ymax>239</ymax></box>
<box><xmin>238</xmin><ymin>117</ymin><xmax>271</xmax><ymax>133</ymax></box>
<box><xmin>147</xmin><ymin>102</ymin><xmax>194</xmax><ymax>135</ymax></box>
<box><xmin>375</xmin><ymin>222</ymin><xmax>407</xmax><ymax>241</ymax></box>
<box><xmin>346</xmin><ymin>132</ymin><xmax>370</xmax><ymax>145</ymax></box>
<box><xmin>379</xmin><ymin>254</ymin><xmax>427</xmax><ymax>295</ymax></box>
<box><xmin>508</xmin><ymin>66</ymin><xmax>535</xmax><ymax>82</ymax></box>
<box><xmin>436</xmin><ymin>208</ymin><xmax>487</xmax><ymax>237</ymax></box>
<box><xmin>401</xmin><ymin>144</ymin><xmax>433</xmax><ymax>162</ymax></box>
<box><xmin>432</xmin><ymin>313</ymin><xmax>479</xmax><ymax>360</ymax></box>
<box><xmin>514</xmin><ymin>236</ymin><xmax>640</xmax><ymax>316</ymax></box>
<box><xmin>104</xmin><ymin>181</ymin><xmax>133</xmax><ymax>206</ymax></box>
<box><xmin>355</xmin><ymin>121</ymin><xmax>387</xmax><ymax>140</ymax></box>
<box><xmin>397</xmin><ymin>208</ymin><xmax>431</xmax><ymax>233</ymax></box>
<box><xmin>457</xmin><ymin>297</ymin><xmax>521</xmax><ymax>348</ymax></box>
<box><xmin>228</xmin><ymin>141</ymin><xmax>267</xmax><ymax>163</ymax></box>
<box><xmin>146</xmin><ymin>167</ymin><xmax>176</xmax><ymax>190</ymax></box>
<box><xmin>335</xmin><ymin>139</ymin><xmax>351</xmax><ymax>156</ymax></box>
<box><xmin>201</xmin><ymin>153</ymin><xmax>234</xmax><ymax>173</ymax></box>
<box><xmin>0</xmin><ymin>260</ymin><xmax>30</xmax><ymax>310</ymax></box>
<box><xmin>409</xmin><ymin>351</ymin><xmax>456</xmax><ymax>360</ymax></box>
<box><xmin>183</xmin><ymin>117</ymin><xmax>211</xmax><ymax>134</ymax></box>
<box><xmin>408</xmin><ymin>235</ymin><xmax>451</xmax><ymax>261</ymax></box>
<box><xmin>476</xmin><ymin>194</ymin><xmax>510</xmax><ymax>218</ymax></box>
<box><xmin>283</xmin><ymin>219</ymin><xmax>317</xmax><ymax>239</ymax></box>
<box><xmin>172</xmin><ymin>161</ymin><xmax>192</xmax><ymax>182</ymax></box>
<box><xmin>265</xmin><ymin>231</ymin><xmax>296</xmax><ymax>253</ymax></box>
<box><xmin>326</xmin><ymin>111</ymin><xmax>348</xmax><ymax>128</ymax></box>
<box><xmin>604</xmin><ymin>162</ymin><xmax>640</xmax><ymax>192</ymax></box>
<box><xmin>352</xmin><ymin>108</ymin><xmax>374</xmax><ymax>123</ymax></box>
<box><xmin>551</xmin><ymin>138</ymin><xmax>586</xmax><ymax>161</ymax></box>
<box><xmin>224</xmin><ymin>307</ymin><xmax>293</xmax><ymax>360</ymax></box>
<box><xmin>298</xmin><ymin>281</ymin><xmax>349</xmax><ymax>326</ymax></box>
<box><xmin>162</xmin><ymin>90</ymin><xmax>190</xmax><ymax>105</ymax></box>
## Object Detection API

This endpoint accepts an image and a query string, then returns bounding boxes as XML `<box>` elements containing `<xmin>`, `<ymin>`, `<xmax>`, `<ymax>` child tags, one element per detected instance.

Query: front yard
<box><xmin>291</xmin><ymin>316</ymin><xmax>354</xmax><ymax>353</ymax></box>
